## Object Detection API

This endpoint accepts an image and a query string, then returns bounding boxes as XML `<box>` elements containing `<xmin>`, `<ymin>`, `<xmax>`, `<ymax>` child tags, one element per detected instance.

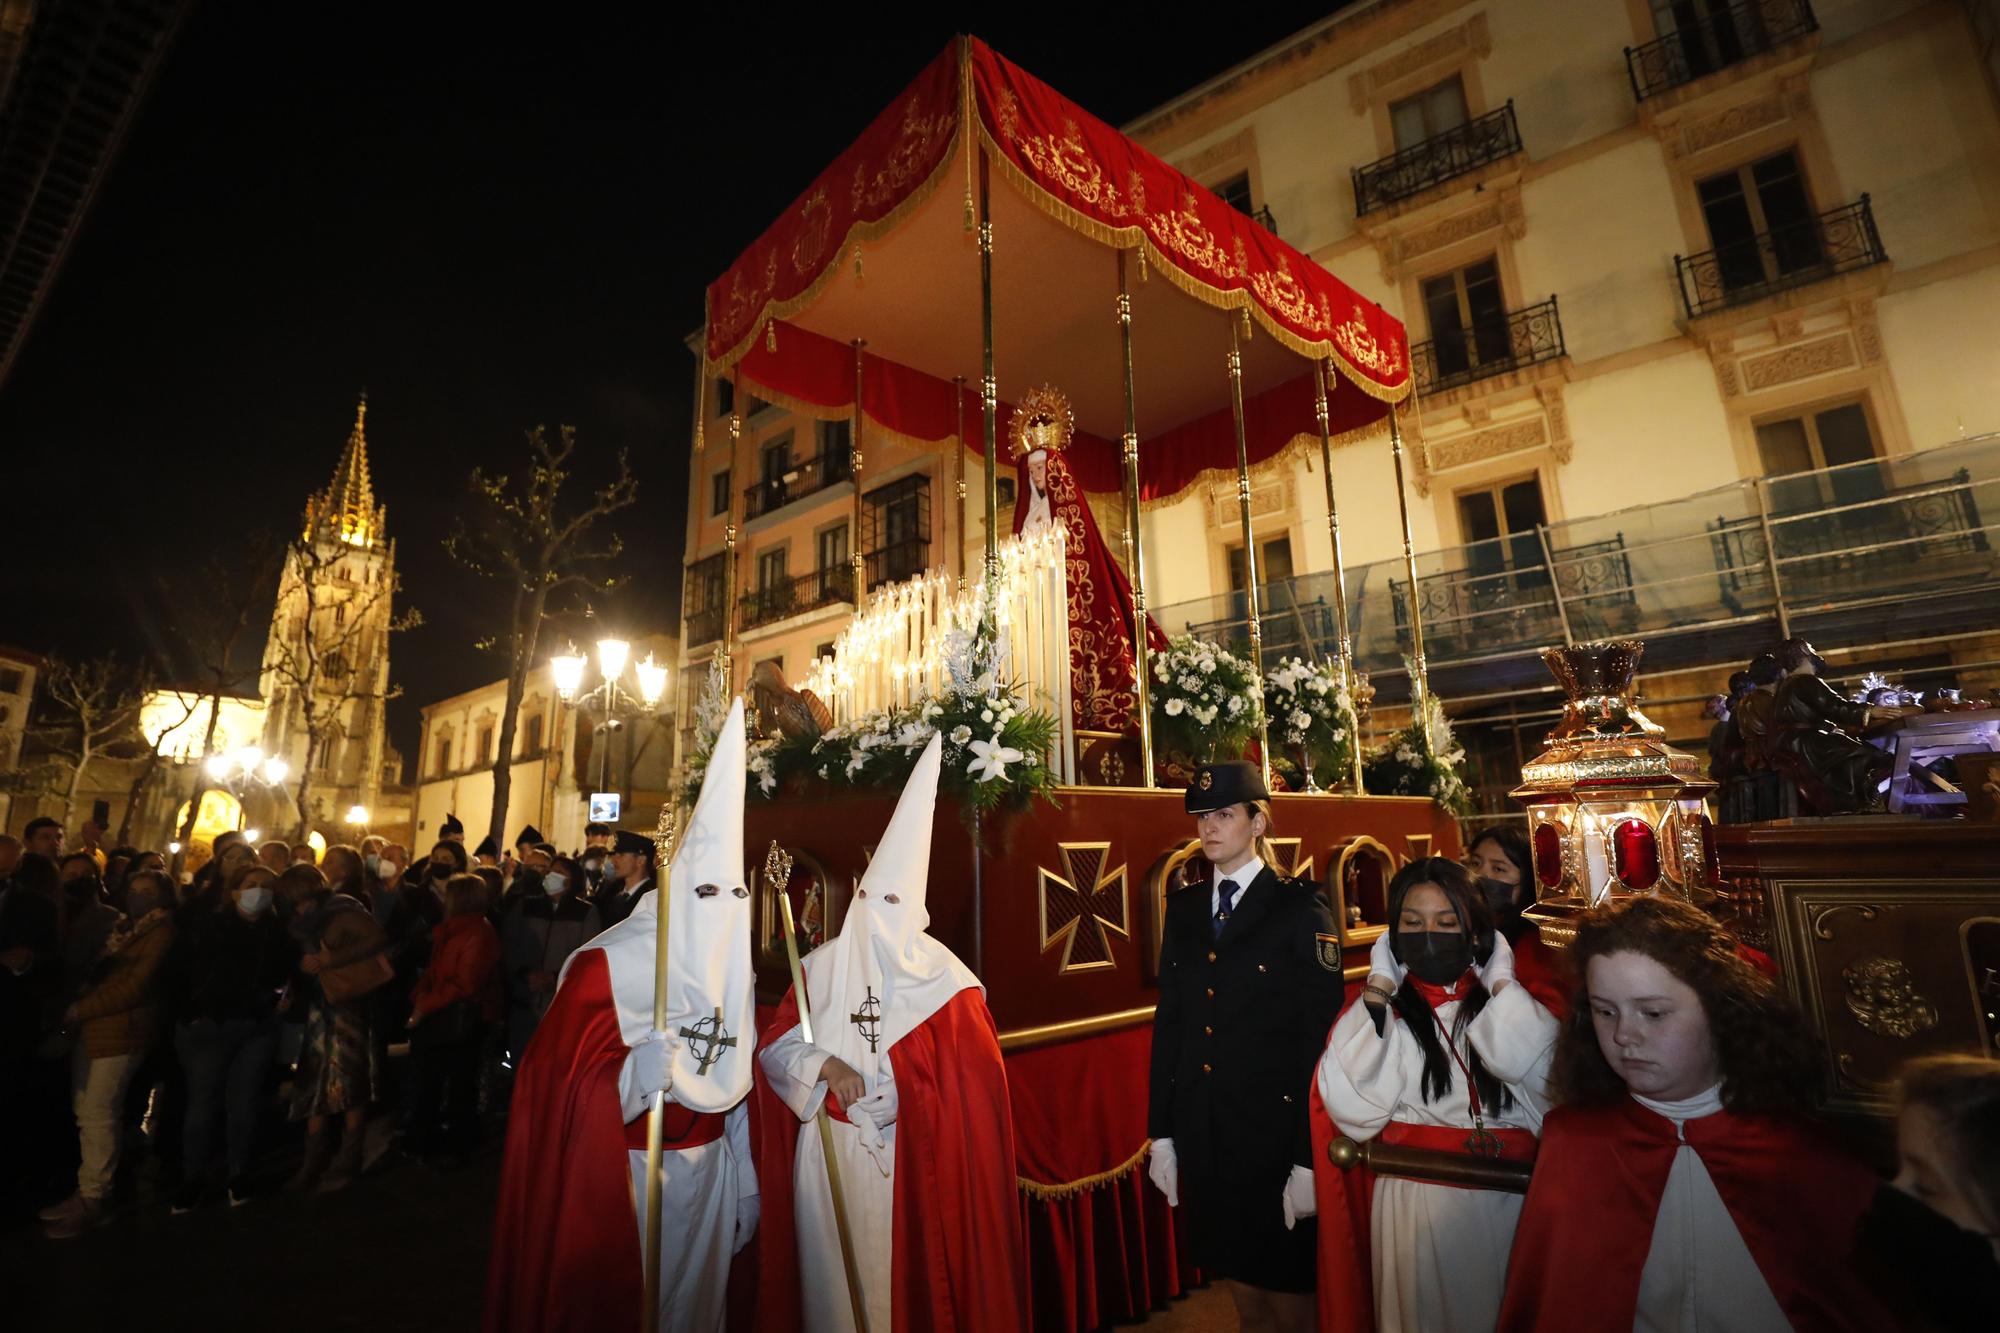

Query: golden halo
<box><xmin>1007</xmin><ymin>384</ymin><xmax>1074</xmax><ymax>461</ymax></box>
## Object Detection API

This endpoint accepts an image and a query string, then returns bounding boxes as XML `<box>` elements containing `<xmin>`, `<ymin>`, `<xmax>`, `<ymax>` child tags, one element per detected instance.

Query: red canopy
<box><xmin>704</xmin><ymin>37</ymin><xmax>1410</xmax><ymax>501</ymax></box>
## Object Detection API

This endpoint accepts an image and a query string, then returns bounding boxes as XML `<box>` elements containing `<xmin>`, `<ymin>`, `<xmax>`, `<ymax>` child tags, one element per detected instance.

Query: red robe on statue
<box><xmin>1498</xmin><ymin>1097</ymin><xmax>1894</xmax><ymax>1332</ymax></box>
<box><xmin>751</xmin><ymin>985</ymin><xmax>1025</xmax><ymax>1333</ymax></box>
<box><xmin>1014</xmin><ymin>447</ymin><xmax>1166</xmax><ymax>735</ymax></box>
<box><xmin>485</xmin><ymin>949</ymin><xmax>648</xmax><ymax>1332</ymax></box>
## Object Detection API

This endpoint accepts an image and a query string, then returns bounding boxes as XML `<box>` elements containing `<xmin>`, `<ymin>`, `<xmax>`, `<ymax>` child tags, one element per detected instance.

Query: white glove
<box><xmin>1281</xmin><ymin>1164</ymin><xmax>1318</xmax><ymax>1230</ymax></box>
<box><xmin>1480</xmin><ymin>928</ymin><xmax>1517</xmax><ymax>994</ymax></box>
<box><xmin>1368</xmin><ymin>930</ymin><xmax>1405</xmax><ymax>988</ymax></box>
<box><xmin>733</xmin><ymin>1190</ymin><xmax>760</xmax><ymax>1254</ymax></box>
<box><xmin>1146</xmin><ymin>1137</ymin><xmax>1179</xmax><ymax>1207</ymax></box>
<box><xmin>623</xmin><ymin>1031</ymin><xmax>678</xmax><ymax>1105</ymax></box>
<box><xmin>845</xmin><ymin>1085</ymin><xmax>896</xmax><ymax>1178</ymax></box>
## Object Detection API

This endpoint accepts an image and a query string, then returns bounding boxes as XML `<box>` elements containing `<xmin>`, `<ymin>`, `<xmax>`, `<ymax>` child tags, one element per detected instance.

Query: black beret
<box><xmin>515</xmin><ymin>824</ymin><xmax>544</xmax><ymax>847</ymax></box>
<box><xmin>611</xmin><ymin>829</ymin><xmax>654</xmax><ymax>858</ymax></box>
<box><xmin>472</xmin><ymin>836</ymin><xmax>499</xmax><ymax>858</ymax></box>
<box><xmin>440</xmin><ymin>812</ymin><xmax>464</xmax><ymax>836</ymax></box>
<box><xmin>1185</xmin><ymin>760</ymin><xmax>1270</xmax><ymax>814</ymax></box>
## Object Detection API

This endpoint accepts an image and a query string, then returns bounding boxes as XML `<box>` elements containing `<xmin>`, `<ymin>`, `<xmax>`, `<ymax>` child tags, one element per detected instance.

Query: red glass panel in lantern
<box><xmin>1695</xmin><ymin>811</ymin><xmax>1718</xmax><ymax>883</ymax></box>
<box><xmin>1613</xmin><ymin>818</ymin><xmax>1660</xmax><ymax>889</ymax></box>
<box><xmin>1533</xmin><ymin>820</ymin><xmax>1565</xmax><ymax>888</ymax></box>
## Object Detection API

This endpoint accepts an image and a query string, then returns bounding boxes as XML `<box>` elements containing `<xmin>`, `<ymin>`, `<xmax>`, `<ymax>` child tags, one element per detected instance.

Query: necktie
<box><xmin>1214</xmin><ymin>880</ymin><xmax>1239</xmax><ymax>940</ymax></box>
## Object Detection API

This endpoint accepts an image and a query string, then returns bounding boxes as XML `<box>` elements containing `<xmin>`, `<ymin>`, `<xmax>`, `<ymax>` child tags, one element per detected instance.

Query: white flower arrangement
<box><xmin>1263</xmin><ymin>656</ymin><xmax>1354</xmax><ymax>789</ymax></box>
<box><xmin>1149</xmin><ymin>634</ymin><xmax>1261</xmax><ymax>763</ymax></box>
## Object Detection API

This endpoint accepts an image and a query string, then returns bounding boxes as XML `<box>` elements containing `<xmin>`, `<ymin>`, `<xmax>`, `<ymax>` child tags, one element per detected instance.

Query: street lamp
<box><xmin>550</xmin><ymin>637</ymin><xmax>672</xmax><ymax>805</ymax></box>
<box><xmin>346</xmin><ymin>804</ymin><xmax>370</xmax><ymax>832</ymax></box>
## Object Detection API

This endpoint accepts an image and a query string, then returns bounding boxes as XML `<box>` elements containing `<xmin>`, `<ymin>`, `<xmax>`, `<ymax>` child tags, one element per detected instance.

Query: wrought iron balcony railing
<box><xmin>739</xmin><ymin>565</ymin><xmax>855</xmax><ymax>630</ymax></box>
<box><xmin>743</xmin><ymin>449</ymin><xmax>853</xmax><ymax>521</ymax></box>
<box><xmin>1249</xmin><ymin>203</ymin><xmax>1277</xmax><ymax>233</ymax></box>
<box><xmin>1352</xmin><ymin>101</ymin><xmax>1521</xmax><ymax>216</ymax></box>
<box><xmin>684</xmin><ymin>606</ymin><xmax>724</xmax><ymax>648</ymax></box>
<box><xmin>1411</xmin><ymin>296</ymin><xmax>1565</xmax><ymax>394</ymax></box>
<box><xmin>1674</xmin><ymin>195</ymin><xmax>1885</xmax><ymax>319</ymax></box>
<box><xmin>1625</xmin><ymin>0</ymin><xmax>1817</xmax><ymax>103</ymax></box>
<box><xmin>864</xmin><ymin>538</ymin><xmax>928</xmax><ymax>591</ymax></box>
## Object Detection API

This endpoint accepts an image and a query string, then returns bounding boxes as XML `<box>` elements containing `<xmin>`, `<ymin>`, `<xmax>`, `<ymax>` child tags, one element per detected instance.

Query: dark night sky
<box><xmin>0</xmin><ymin>3</ymin><xmax>1341</xmax><ymax>768</ymax></box>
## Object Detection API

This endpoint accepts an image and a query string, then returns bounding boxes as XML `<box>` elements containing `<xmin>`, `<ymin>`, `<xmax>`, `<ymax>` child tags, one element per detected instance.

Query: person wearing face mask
<box><xmin>39</xmin><ymin>869</ymin><xmax>177</xmax><ymax>1238</ymax></box>
<box><xmin>165</xmin><ymin>864</ymin><xmax>292</xmax><ymax>1213</ymax></box>
<box><xmin>756</xmin><ymin>735</ymin><xmax>1024</xmax><ymax>1333</ymax></box>
<box><xmin>1316</xmin><ymin>858</ymin><xmax>1556</xmax><ymax>1333</ymax></box>
<box><xmin>1463</xmin><ymin>825</ymin><xmax>1569</xmax><ymax>1018</ymax></box>
<box><xmin>1499</xmin><ymin>895</ymin><xmax>1893</xmax><ymax>1332</ymax></box>
<box><xmin>1145</xmin><ymin>762</ymin><xmax>1342</xmax><ymax>1333</ymax></box>
<box><xmin>500</xmin><ymin>853</ymin><xmax>600</xmax><ymax>1066</ymax></box>
<box><xmin>591</xmin><ymin>830</ymin><xmax>657</xmax><ymax>931</ymax></box>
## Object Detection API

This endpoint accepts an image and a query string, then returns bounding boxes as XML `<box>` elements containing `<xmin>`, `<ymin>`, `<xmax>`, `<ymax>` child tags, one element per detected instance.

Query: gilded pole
<box><xmin>953</xmin><ymin>374</ymin><xmax>968</xmax><ymax>594</ymax></box>
<box><xmin>721</xmin><ymin>369</ymin><xmax>744</xmax><ymax>691</ymax></box>
<box><xmin>1226</xmin><ymin>320</ymin><xmax>1271</xmax><ymax>790</ymax></box>
<box><xmin>850</xmin><ymin>339</ymin><xmax>867</xmax><ymax>611</ymax></box>
<box><xmin>978</xmin><ymin>150</ymin><xmax>1000</xmax><ymax>607</ymax></box>
<box><xmin>1315</xmin><ymin>359</ymin><xmax>1364</xmax><ymax>795</ymax></box>
<box><xmin>1116</xmin><ymin>250</ymin><xmax>1155</xmax><ymax>787</ymax></box>
<box><xmin>638</xmin><ymin>806</ymin><xmax>680</xmax><ymax>1333</ymax></box>
<box><xmin>1387</xmin><ymin>403</ymin><xmax>1432</xmax><ymax>732</ymax></box>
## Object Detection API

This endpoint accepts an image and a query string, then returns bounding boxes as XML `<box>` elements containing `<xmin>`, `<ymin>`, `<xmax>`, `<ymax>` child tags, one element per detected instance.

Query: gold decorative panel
<box><xmin>1038</xmin><ymin>841</ymin><xmax>1131</xmax><ymax>975</ymax></box>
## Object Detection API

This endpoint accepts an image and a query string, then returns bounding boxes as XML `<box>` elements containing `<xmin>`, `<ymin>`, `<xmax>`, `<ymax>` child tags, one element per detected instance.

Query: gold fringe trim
<box><xmin>1016</xmin><ymin>1139</ymin><xmax>1152</xmax><ymax>1201</ymax></box>
<box><xmin>1136</xmin><ymin>418</ymin><xmax>1389</xmax><ymax>512</ymax></box>
<box><xmin>707</xmin><ymin>120</ymin><xmax>967</xmax><ymax>376</ymax></box>
<box><xmin>974</xmin><ymin>123</ymin><xmax>1412</xmax><ymax>407</ymax></box>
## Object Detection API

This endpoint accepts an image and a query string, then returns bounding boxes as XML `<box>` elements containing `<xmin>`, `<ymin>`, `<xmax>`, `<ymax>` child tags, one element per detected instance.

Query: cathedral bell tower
<box><xmin>258</xmin><ymin>393</ymin><xmax>396</xmax><ymax>837</ymax></box>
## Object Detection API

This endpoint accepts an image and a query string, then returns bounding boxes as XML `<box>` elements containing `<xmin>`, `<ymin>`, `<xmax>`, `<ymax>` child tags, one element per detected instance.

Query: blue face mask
<box><xmin>542</xmin><ymin>871</ymin><xmax>567</xmax><ymax>896</ymax></box>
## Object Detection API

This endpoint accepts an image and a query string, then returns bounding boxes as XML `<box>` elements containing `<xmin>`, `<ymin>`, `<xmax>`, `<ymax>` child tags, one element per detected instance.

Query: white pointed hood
<box><xmin>579</xmin><ymin>698</ymin><xmax>754</xmax><ymax>1113</ymax></box>
<box><xmin>800</xmin><ymin>734</ymin><xmax>978</xmax><ymax>1073</ymax></box>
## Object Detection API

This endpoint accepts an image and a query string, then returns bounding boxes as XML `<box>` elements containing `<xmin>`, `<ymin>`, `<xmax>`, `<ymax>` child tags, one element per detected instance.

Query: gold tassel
<box><xmin>854</xmin><ymin>246</ymin><xmax>864</xmax><ymax>283</ymax></box>
<box><xmin>1240</xmin><ymin>307</ymin><xmax>1253</xmax><ymax>340</ymax></box>
<box><xmin>964</xmin><ymin>187</ymin><xmax>975</xmax><ymax>232</ymax></box>
<box><xmin>1016</xmin><ymin>1141</ymin><xmax>1154</xmax><ymax>1201</ymax></box>
<box><xmin>765</xmin><ymin>323</ymin><xmax>776</xmax><ymax>353</ymax></box>
<box><xmin>1137</xmin><ymin>246</ymin><xmax>1148</xmax><ymax>283</ymax></box>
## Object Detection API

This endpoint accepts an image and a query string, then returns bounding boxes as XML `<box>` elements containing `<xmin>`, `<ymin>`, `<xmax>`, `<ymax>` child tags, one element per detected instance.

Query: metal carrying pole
<box><xmin>770</xmin><ymin>844</ymin><xmax>870</xmax><ymax>1333</ymax></box>
<box><xmin>1386</xmin><ymin>404</ymin><xmax>1433</xmax><ymax>730</ymax></box>
<box><xmin>639</xmin><ymin>807</ymin><xmax>681</xmax><ymax>1333</ymax></box>
<box><xmin>953</xmin><ymin>374</ymin><xmax>968</xmax><ymax>594</ymax></box>
<box><xmin>851</xmin><ymin>340</ymin><xmax>868</xmax><ymax>611</ymax></box>
<box><xmin>1314</xmin><ymin>358</ymin><xmax>1365</xmax><ymax>795</ymax></box>
<box><xmin>721</xmin><ymin>372</ymin><xmax>744</xmax><ymax>692</ymax></box>
<box><xmin>1116</xmin><ymin>250</ymin><xmax>1156</xmax><ymax>787</ymax></box>
<box><xmin>1226</xmin><ymin>318</ymin><xmax>1271</xmax><ymax>790</ymax></box>
<box><xmin>1753</xmin><ymin>476</ymin><xmax>1791</xmax><ymax>640</ymax></box>
<box><xmin>978</xmin><ymin>150</ymin><xmax>1000</xmax><ymax>606</ymax></box>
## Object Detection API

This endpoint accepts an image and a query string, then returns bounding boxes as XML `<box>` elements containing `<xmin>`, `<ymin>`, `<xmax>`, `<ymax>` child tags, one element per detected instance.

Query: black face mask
<box><xmin>1396</xmin><ymin>930</ymin><xmax>1474</xmax><ymax>986</ymax></box>
<box><xmin>1475</xmin><ymin>876</ymin><xmax>1519</xmax><ymax>916</ymax></box>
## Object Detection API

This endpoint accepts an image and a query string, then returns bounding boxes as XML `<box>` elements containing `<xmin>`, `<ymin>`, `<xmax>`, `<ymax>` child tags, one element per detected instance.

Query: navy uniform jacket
<box><xmin>1147</xmin><ymin>862</ymin><xmax>1342</xmax><ymax>1288</ymax></box>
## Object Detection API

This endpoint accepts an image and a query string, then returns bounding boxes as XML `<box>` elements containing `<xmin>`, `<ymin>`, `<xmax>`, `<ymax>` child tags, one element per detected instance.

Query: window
<box><xmin>522</xmin><ymin>712</ymin><xmax>543</xmax><ymax>754</ymax></box>
<box><xmin>1390</xmin><ymin>76</ymin><xmax>1468</xmax><ymax>150</ymax></box>
<box><xmin>814</xmin><ymin>642</ymin><xmax>835</xmax><ymax>661</ymax></box>
<box><xmin>1227</xmin><ymin>535</ymin><xmax>1295</xmax><ymax>593</ymax></box>
<box><xmin>434</xmin><ymin>735</ymin><xmax>453</xmax><ymax>776</ymax></box>
<box><xmin>1421</xmin><ymin>258</ymin><xmax>1510</xmax><ymax>381</ymax></box>
<box><xmin>323</xmin><ymin>651</ymin><xmax>349</xmax><ymax>682</ymax></box>
<box><xmin>1698</xmin><ymin>150</ymin><xmax>1821</xmax><ymax>292</ymax></box>
<box><xmin>477</xmin><ymin>721</ymin><xmax>495</xmax><ymax>764</ymax></box>
<box><xmin>0</xmin><ymin>666</ymin><xmax>24</xmax><ymax>694</ymax></box>
<box><xmin>1652</xmin><ymin>0</ymin><xmax>1757</xmax><ymax>81</ymax></box>
<box><xmin>762</xmin><ymin>433</ymin><xmax>794</xmax><ymax>484</ymax></box>
<box><xmin>757</xmin><ymin>545</ymin><xmax>789</xmax><ymax>590</ymax></box>
<box><xmin>716</xmin><ymin>378</ymin><xmax>734</xmax><ymax>418</ymax></box>
<box><xmin>1214</xmin><ymin>172</ymin><xmax>1253</xmax><ymax>212</ymax></box>
<box><xmin>711</xmin><ymin>469</ymin><xmax>732</xmax><ymax>517</ymax></box>
<box><xmin>1754</xmin><ymin>401</ymin><xmax>1878</xmax><ymax>476</ymax></box>
<box><xmin>816</xmin><ymin>524</ymin><xmax>849</xmax><ymax>571</ymax></box>
<box><xmin>996</xmin><ymin>476</ymin><xmax>1017</xmax><ymax>509</ymax></box>
<box><xmin>817</xmin><ymin>419</ymin><xmax>854</xmax><ymax>478</ymax></box>
<box><xmin>1455</xmin><ymin>475</ymin><xmax>1548</xmax><ymax>583</ymax></box>
<box><xmin>862</xmin><ymin>475</ymin><xmax>932</xmax><ymax>588</ymax></box>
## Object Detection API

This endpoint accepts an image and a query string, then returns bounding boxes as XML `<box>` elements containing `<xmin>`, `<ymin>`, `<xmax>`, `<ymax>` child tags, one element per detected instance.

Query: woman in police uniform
<box><xmin>1146</xmin><ymin>761</ymin><xmax>1343</xmax><ymax>1332</ymax></box>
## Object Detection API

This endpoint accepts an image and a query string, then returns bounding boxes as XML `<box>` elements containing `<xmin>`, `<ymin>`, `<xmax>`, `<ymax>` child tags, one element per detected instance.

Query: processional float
<box><xmin>674</xmin><ymin>36</ymin><xmax>1462</xmax><ymax>1333</ymax></box>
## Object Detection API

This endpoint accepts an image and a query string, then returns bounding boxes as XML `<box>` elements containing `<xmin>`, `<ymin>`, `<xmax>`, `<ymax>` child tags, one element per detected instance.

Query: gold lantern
<box><xmin>1514</xmin><ymin>640</ymin><xmax>1719</xmax><ymax>947</ymax></box>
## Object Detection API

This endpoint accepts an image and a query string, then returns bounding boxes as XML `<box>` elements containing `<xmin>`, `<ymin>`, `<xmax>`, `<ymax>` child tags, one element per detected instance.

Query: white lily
<box><xmin>968</xmin><ymin>736</ymin><xmax>1025</xmax><ymax>783</ymax></box>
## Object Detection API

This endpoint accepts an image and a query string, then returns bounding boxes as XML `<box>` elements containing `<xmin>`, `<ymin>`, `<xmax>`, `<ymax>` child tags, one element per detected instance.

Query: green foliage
<box><xmin>1363</xmin><ymin>693</ymin><xmax>1471</xmax><ymax>812</ymax></box>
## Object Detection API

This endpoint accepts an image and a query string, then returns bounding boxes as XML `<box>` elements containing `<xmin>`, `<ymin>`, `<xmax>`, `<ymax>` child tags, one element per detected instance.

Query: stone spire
<box><xmin>305</xmin><ymin>392</ymin><xmax>381</xmax><ymax>547</ymax></box>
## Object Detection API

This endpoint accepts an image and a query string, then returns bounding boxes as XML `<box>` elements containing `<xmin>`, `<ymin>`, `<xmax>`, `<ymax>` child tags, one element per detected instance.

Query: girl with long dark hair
<box><xmin>1315</xmin><ymin>857</ymin><xmax>1557</xmax><ymax>1331</ymax></box>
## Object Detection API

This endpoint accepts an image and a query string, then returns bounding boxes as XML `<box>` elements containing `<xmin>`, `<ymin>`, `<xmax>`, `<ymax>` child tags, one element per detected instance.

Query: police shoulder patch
<box><xmin>1315</xmin><ymin>932</ymin><xmax>1341</xmax><ymax>972</ymax></box>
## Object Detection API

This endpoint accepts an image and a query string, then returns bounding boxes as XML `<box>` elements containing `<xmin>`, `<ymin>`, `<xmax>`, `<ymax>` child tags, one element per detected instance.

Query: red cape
<box><xmin>485</xmin><ymin>947</ymin><xmax>642</xmax><ymax>1333</ymax></box>
<box><xmin>1310</xmin><ymin>957</ymin><xmax>1570</xmax><ymax>1333</ymax></box>
<box><xmin>751</xmin><ymin>985</ymin><xmax>1027</xmax><ymax>1333</ymax></box>
<box><xmin>1497</xmin><ymin>1098</ymin><xmax>1894</xmax><ymax>1332</ymax></box>
<box><xmin>1014</xmin><ymin>448</ymin><xmax>1166</xmax><ymax>735</ymax></box>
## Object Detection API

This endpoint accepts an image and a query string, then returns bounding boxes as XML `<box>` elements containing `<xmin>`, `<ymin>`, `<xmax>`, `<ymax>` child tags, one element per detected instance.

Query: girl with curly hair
<box><xmin>1498</xmin><ymin>895</ymin><xmax>1893</xmax><ymax>1332</ymax></box>
<box><xmin>1315</xmin><ymin>858</ymin><xmax>1558</xmax><ymax>1332</ymax></box>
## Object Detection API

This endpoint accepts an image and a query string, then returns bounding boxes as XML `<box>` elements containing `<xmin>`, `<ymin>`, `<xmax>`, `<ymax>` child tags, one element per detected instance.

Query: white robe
<box><xmin>1317</xmin><ymin>984</ymin><xmax>1557</xmax><ymax>1333</ymax></box>
<box><xmin>762</xmin><ymin>1022</ymin><xmax>897</xmax><ymax>1333</ymax></box>
<box><xmin>617</xmin><ymin>1099</ymin><xmax>757</xmax><ymax>1333</ymax></box>
<box><xmin>1631</xmin><ymin>1086</ymin><xmax>1791</xmax><ymax>1333</ymax></box>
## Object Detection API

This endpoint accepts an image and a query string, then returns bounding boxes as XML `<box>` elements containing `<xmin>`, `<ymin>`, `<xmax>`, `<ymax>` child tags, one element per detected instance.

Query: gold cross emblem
<box><xmin>1038</xmin><ymin>842</ymin><xmax>1130</xmax><ymax>974</ymax></box>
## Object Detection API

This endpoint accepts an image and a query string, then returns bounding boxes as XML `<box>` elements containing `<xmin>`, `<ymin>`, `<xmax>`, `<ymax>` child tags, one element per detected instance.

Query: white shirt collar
<box><xmin>1210</xmin><ymin>856</ymin><xmax>1265</xmax><ymax>916</ymax></box>
<box><xmin>1633</xmin><ymin>1081</ymin><xmax>1726</xmax><ymax>1126</ymax></box>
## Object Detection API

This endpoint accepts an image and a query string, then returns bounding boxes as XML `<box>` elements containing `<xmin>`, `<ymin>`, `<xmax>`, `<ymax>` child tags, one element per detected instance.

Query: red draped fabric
<box><xmin>704</xmin><ymin>36</ymin><xmax>1410</xmax><ymax>508</ymax></box>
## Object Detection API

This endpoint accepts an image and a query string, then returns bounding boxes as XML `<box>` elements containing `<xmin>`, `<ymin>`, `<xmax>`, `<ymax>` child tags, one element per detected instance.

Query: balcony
<box><xmin>739</xmin><ymin>565</ymin><xmax>855</xmax><ymax>631</ymax></box>
<box><xmin>1352</xmin><ymin>101</ymin><xmax>1521</xmax><ymax>217</ymax></box>
<box><xmin>864</xmin><ymin>538</ymin><xmax>928</xmax><ymax>591</ymax></box>
<box><xmin>1674</xmin><ymin>196</ymin><xmax>1885</xmax><ymax>319</ymax></box>
<box><xmin>1625</xmin><ymin>0</ymin><xmax>1818</xmax><ymax>103</ymax></box>
<box><xmin>1248</xmin><ymin>203</ymin><xmax>1277</xmax><ymax>234</ymax></box>
<box><xmin>743</xmin><ymin>449</ymin><xmax>852</xmax><ymax>521</ymax></box>
<box><xmin>1155</xmin><ymin>433</ymin><xmax>2000</xmax><ymax>708</ymax></box>
<box><xmin>1411</xmin><ymin>297</ymin><xmax>1565</xmax><ymax>395</ymax></box>
<box><xmin>684</xmin><ymin>606</ymin><xmax>724</xmax><ymax>648</ymax></box>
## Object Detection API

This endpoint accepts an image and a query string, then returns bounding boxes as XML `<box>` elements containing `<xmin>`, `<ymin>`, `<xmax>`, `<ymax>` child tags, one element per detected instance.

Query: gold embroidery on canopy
<box><xmin>1146</xmin><ymin>192</ymin><xmax>1240</xmax><ymax>281</ymax></box>
<box><xmin>1332</xmin><ymin>304</ymin><xmax>1405</xmax><ymax>379</ymax></box>
<box><xmin>791</xmin><ymin>190</ymin><xmax>831</xmax><ymax>276</ymax></box>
